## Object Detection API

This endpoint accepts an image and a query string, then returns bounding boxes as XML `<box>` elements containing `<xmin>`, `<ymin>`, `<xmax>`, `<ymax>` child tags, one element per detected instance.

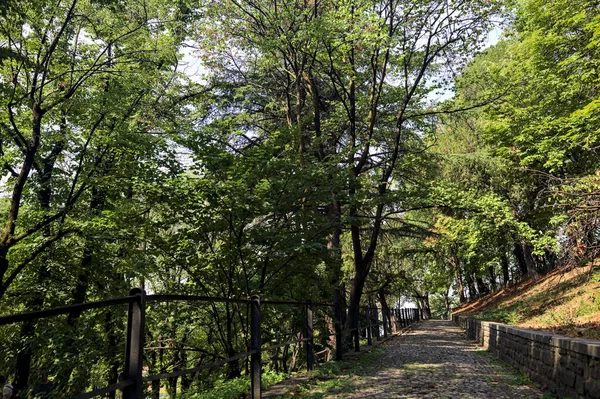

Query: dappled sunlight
<box><xmin>265</xmin><ymin>321</ymin><xmax>546</xmax><ymax>399</ymax></box>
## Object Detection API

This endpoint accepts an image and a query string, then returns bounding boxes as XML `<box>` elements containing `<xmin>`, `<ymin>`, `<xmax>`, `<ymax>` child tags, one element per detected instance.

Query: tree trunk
<box><xmin>522</xmin><ymin>243</ymin><xmax>539</xmax><ymax>280</ymax></box>
<box><xmin>514</xmin><ymin>243</ymin><xmax>529</xmax><ymax>277</ymax></box>
<box><xmin>488</xmin><ymin>265</ymin><xmax>497</xmax><ymax>291</ymax></box>
<box><xmin>378</xmin><ymin>289</ymin><xmax>391</xmax><ymax>335</ymax></box>
<box><xmin>466</xmin><ymin>273</ymin><xmax>477</xmax><ymax>301</ymax></box>
<box><xmin>326</xmin><ymin>201</ymin><xmax>345</xmax><ymax>358</ymax></box>
<box><xmin>13</xmin><ymin>132</ymin><xmax>62</xmax><ymax>392</ymax></box>
<box><xmin>544</xmin><ymin>249</ymin><xmax>557</xmax><ymax>272</ymax></box>
<box><xmin>225</xmin><ymin>302</ymin><xmax>240</xmax><ymax>380</ymax></box>
<box><xmin>443</xmin><ymin>289</ymin><xmax>451</xmax><ymax>320</ymax></box>
<box><xmin>449</xmin><ymin>252</ymin><xmax>466</xmax><ymax>303</ymax></box>
<box><xmin>180</xmin><ymin>334</ymin><xmax>191</xmax><ymax>392</ymax></box>
<box><xmin>56</xmin><ymin>187</ymin><xmax>105</xmax><ymax>391</ymax></box>
<box><xmin>0</xmin><ymin>104</ymin><xmax>43</xmax><ymax>294</ymax></box>
<box><xmin>456</xmin><ymin>273</ymin><xmax>466</xmax><ymax>303</ymax></box>
<box><xmin>476</xmin><ymin>277</ymin><xmax>489</xmax><ymax>296</ymax></box>
<box><xmin>422</xmin><ymin>293</ymin><xmax>431</xmax><ymax>319</ymax></box>
<box><xmin>168</xmin><ymin>348</ymin><xmax>180</xmax><ymax>398</ymax></box>
<box><xmin>501</xmin><ymin>254</ymin><xmax>510</xmax><ymax>286</ymax></box>
<box><xmin>347</xmin><ymin>263</ymin><xmax>368</xmax><ymax>346</ymax></box>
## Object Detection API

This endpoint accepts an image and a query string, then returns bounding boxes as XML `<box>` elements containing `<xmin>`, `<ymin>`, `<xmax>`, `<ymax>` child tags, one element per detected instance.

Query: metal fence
<box><xmin>0</xmin><ymin>289</ymin><xmax>422</xmax><ymax>399</ymax></box>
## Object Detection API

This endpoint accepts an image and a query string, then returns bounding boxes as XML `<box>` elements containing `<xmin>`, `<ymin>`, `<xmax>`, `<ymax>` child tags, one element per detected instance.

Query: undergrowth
<box><xmin>274</xmin><ymin>348</ymin><xmax>383</xmax><ymax>399</ymax></box>
<box><xmin>176</xmin><ymin>370</ymin><xmax>287</xmax><ymax>399</ymax></box>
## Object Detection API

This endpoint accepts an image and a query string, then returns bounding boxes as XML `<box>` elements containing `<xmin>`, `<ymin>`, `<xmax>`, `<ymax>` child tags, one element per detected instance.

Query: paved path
<box><xmin>265</xmin><ymin>320</ymin><xmax>547</xmax><ymax>398</ymax></box>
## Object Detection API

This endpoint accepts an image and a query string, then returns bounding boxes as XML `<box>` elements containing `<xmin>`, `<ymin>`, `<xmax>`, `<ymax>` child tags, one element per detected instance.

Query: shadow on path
<box><xmin>264</xmin><ymin>320</ymin><xmax>548</xmax><ymax>399</ymax></box>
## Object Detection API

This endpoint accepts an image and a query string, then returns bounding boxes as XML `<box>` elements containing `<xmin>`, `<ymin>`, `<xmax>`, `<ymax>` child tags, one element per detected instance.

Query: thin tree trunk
<box><xmin>466</xmin><ymin>273</ymin><xmax>477</xmax><ymax>301</ymax></box>
<box><xmin>488</xmin><ymin>266</ymin><xmax>497</xmax><ymax>292</ymax></box>
<box><xmin>180</xmin><ymin>334</ymin><xmax>191</xmax><ymax>392</ymax></box>
<box><xmin>13</xmin><ymin>134</ymin><xmax>64</xmax><ymax>392</ymax></box>
<box><xmin>449</xmin><ymin>252</ymin><xmax>466</xmax><ymax>303</ymax></box>
<box><xmin>326</xmin><ymin>201</ymin><xmax>345</xmax><ymax>357</ymax></box>
<box><xmin>378</xmin><ymin>289</ymin><xmax>391</xmax><ymax>335</ymax></box>
<box><xmin>443</xmin><ymin>289</ymin><xmax>451</xmax><ymax>320</ymax></box>
<box><xmin>501</xmin><ymin>253</ymin><xmax>510</xmax><ymax>286</ymax></box>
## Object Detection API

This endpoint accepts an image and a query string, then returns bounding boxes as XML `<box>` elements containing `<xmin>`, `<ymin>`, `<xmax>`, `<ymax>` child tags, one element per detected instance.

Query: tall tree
<box><xmin>196</xmin><ymin>0</ymin><xmax>502</xmax><ymax>338</ymax></box>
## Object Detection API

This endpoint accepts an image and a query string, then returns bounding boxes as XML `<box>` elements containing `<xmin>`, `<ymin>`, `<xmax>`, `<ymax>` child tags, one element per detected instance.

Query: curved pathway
<box><xmin>266</xmin><ymin>320</ymin><xmax>547</xmax><ymax>398</ymax></box>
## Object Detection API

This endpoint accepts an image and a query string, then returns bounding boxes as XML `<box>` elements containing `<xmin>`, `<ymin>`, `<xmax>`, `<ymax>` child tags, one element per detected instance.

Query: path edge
<box><xmin>262</xmin><ymin>321</ymin><xmax>422</xmax><ymax>398</ymax></box>
<box><xmin>453</xmin><ymin>314</ymin><xmax>600</xmax><ymax>399</ymax></box>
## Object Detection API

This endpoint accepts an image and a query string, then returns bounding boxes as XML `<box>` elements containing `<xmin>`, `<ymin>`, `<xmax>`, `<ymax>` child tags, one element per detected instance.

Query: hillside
<box><xmin>453</xmin><ymin>264</ymin><xmax>600</xmax><ymax>340</ymax></box>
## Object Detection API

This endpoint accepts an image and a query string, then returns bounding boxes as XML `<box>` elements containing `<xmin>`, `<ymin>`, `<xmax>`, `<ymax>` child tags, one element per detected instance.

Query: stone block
<box><xmin>454</xmin><ymin>315</ymin><xmax>600</xmax><ymax>399</ymax></box>
<box><xmin>558</xmin><ymin>369</ymin><xmax>576</xmax><ymax>388</ymax></box>
<box><xmin>570</xmin><ymin>357</ymin><xmax>585</xmax><ymax>375</ymax></box>
<box><xmin>575</xmin><ymin>375</ymin><xmax>585</xmax><ymax>395</ymax></box>
<box><xmin>590</xmin><ymin>359</ymin><xmax>600</xmax><ymax>380</ymax></box>
<box><xmin>542</xmin><ymin>350</ymin><xmax>554</xmax><ymax>365</ymax></box>
<box><xmin>586</xmin><ymin>378</ymin><xmax>600</xmax><ymax>399</ymax></box>
<box><xmin>556</xmin><ymin>386</ymin><xmax>574</xmax><ymax>399</ymax></box>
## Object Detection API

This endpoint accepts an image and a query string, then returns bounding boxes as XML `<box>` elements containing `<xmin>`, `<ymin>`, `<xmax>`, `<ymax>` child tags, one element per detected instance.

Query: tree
<box><xmin>0</xmin><ymin>0</ymin><xmax>189</xmax><ymax>391</ymax></box>
<box><xmin>446</xmin><ymin>0</ymin><xmax>600</xmax><ymax>278</ymax></box>
<box><xmin>195</xmin><ymin>0</ymin><xmax>502</xmax><ymax>342</ymax></box>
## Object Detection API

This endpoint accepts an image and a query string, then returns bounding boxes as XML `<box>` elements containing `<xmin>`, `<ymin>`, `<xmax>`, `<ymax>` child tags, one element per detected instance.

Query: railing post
<box><xmin>353</xmin><ymin>305</ymin><xmax>359</xmax><ymax>352</ymax></box>
<box><xmin>251</xmin><ymin>295</ymin><xmax>261</xmax><ymax>399</ymax></box>
<box><xmin>366</xmin><ymin>307</ymin><xmax>373</xmax><ymax>346</ymax></box>
<box><xmin>305</xmin><ymin>300</ymin><xmax>314</xmax><ymax>371</ymax></box>
<box><xmin>334</xmin><ymin>302</ymin><xmax>343</xmax><ymax>361</ymax></box>
<box><xmin>123</xmin><ymin>288</ymin><xmax>146</xmax><ymax>399</ymax></box>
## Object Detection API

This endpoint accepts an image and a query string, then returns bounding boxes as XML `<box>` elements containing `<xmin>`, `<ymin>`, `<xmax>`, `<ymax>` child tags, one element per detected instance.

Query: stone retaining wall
<box><xmin>453</xmin><ymin>315</ymin><xmax>600</xmax><ymax>399</ymax></box>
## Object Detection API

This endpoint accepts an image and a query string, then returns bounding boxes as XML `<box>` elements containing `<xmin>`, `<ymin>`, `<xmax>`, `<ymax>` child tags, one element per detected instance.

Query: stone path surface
<box><xmin>264</xmin><ymin>320</ymin><xmax>548</xmax><ymax>398</ymax></box>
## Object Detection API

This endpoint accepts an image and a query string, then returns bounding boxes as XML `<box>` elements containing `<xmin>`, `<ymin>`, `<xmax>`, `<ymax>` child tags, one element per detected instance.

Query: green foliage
<box><xmin>177</xmin><ymin>371</ymin><xmax>287</xmax><ymax>399</ymax></box>
<box><xmin>0</xmin><ymin>0</ymin><xmax>597</xmax><ymax>396</ymax></box>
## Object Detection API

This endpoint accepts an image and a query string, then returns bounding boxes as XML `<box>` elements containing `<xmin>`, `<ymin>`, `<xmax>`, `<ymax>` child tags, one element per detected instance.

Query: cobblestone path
<box><xmin>265</xmin><ymin>320</ymin><xmax>548</xmax><ymax>398</ymax></box>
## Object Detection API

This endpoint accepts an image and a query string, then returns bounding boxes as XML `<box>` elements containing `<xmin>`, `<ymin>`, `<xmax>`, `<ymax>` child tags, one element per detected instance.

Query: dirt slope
<box><xmin>453</xmin><ymin>264</ymin><xmax>600</xmax><ymax>340</ymax></box>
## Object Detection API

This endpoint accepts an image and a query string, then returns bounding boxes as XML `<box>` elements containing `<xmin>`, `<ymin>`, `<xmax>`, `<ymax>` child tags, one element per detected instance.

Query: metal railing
<box><xmin>0</xmin><ymin>289</ymin><xmax>422</xmax><ymax>399</ymax></box>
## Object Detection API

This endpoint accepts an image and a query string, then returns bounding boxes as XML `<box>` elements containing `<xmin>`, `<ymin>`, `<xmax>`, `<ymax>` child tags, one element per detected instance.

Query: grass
<box><xmin>474</xmin><ymin>349</ymin><xmax>531</xmax><ymax>386</ymax></box>
<box><xmin>271</xmin><ymin>348</ymin><xmax>383</xmax><ymax>399</ymax></box>
<box><xmin>474</xmin><ymin>350</ymin><xmax>558</xmax><ymax>398</ymax></box>
<box><xmin>455</xmin><ymin>264</ymin><xmax>600</xmax><ymax>340</ymax></box>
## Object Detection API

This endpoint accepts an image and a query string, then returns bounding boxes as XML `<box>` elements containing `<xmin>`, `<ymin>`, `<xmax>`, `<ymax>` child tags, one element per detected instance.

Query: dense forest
<box><xmin>0</xmin><ymin>0</ymin><xmax>598</xmax><ymax>397</ymax></box>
